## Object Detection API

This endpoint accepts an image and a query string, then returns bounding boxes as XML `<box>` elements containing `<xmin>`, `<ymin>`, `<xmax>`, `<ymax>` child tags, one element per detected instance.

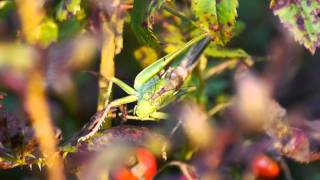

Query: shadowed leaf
<box><xmin>271</xmin><ymin>0</ymin><xmax>320</xmax><ymax>54</ymax></box>
<box><xmin>131</xmin><ymin>0</ymin><xmax>160</xmax><ymax>48</ymax></box>
<box><xmin>56</xmin><ymin>0</ymin><xmax>83</xmax><ymax>21</ymax></box>
<box><xmin>0</xmin><ymin>1</ymin><xmax>15</xmax><ymax>17</ymax></box>
<box><xmin>0</xmin><ymin>109</ymin><xmax>37</xmax><ymax>169</ymax></box>
<box><xmin>147</xmin><ymin>0</ymin><xmax>167</xmax><ymax>25</ymax></box>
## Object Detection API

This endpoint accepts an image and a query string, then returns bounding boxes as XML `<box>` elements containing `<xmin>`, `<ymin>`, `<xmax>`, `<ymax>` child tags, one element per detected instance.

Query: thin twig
<box><xmin>204</xmin><ymin>59</ymin><xmax>238</xmax><ymax>80</ymax></box>
<box><xmin>208</xmin><ymin>102</ymin><xmax>232</xmax><ymax>116</ymax></box>
<box><xmin>279</xmin><ymin>158</ymin><xmax>293</xmax><ymax>180</ymax></box>
<box><xmin>157</xmin><ymin>161</ymin><xmax>197</xmax><ymax>180</ymax></box>
<box><xmin>161</xmin><ymin>120</ymin><xmax>183</xmax><ymax>161</ymax></box>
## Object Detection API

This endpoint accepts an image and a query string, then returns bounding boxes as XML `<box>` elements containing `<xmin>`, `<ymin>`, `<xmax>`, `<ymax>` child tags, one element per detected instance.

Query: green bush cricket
<box><xmin>74</xmin><ymin>33</ymin><xmax>211</xmax><ymax>142</ymax></box>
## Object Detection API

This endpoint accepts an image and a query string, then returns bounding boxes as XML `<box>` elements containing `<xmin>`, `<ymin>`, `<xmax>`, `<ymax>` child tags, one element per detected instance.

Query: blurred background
<box><xmin>0</xmin><ymin>0</ymin><xmax>320</xmax><ymax>179</ymax></box>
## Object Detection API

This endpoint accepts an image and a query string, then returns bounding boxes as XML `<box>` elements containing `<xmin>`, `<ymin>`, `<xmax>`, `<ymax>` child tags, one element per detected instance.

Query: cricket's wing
<box><xmin>183</xmin><ymin>35</ymin><xmax>211</xmax><ymax>68</ymax></box>
<box><xmin>133</xmin><ymin>33</ymin><xmax>208</xmax><ymax>90</ymax></box>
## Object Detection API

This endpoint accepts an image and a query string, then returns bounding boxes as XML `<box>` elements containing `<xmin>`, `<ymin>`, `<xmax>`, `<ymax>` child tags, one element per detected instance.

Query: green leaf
<box><xmin>56</xmin><ymin>1</ymin><xmax>68</xmax><ymax>21</ymax></box>
<box><xmin>58</xmin><ymin>17</ymin><xmax>80</xmax><ymax>40</ymax></box>
<box><xmin>148</xmin><ymin>0</ymin><xmax>166</xmax><ymax>17</ymax></box>
<box><xmin>192</xmin><ymin>0</ymin><xmax>218</xmax><ymax>36</ymax></box>
<box><xmin>271</xmin><ymin>0</ymin><xmax>320</xmax><ymax>54</ymax></box>
<box><xmin>35</xmin><ymin>19</ymin><xmax>58</xmax><ymax>47</ymax></box>
<box><xmin>205</xmin><ymin>44</ymin><xmax>248</xmax><ymax>59</ymax></box>
<box><xmin>216</xmin><ymin>0</ymin><xmax>239</xmax><ymax>44</ymax></box>
<box><xmin>147</xmin><ymin>0</ymin><xmax>169</xmax><ymax>27</ymax></box>
<box><xmin>61</xmin><ymin>144</ymin><xmax>77</xmax><ymax>155</ymax></box>
<box><xmin>233</xmin><ymin>21</ymin><xmax>246</xmax><ymax>37</ymax></box>
<box><xmin>56</xmin><ymin>0</ymin><xmax>82</xmax><ymax>22</ymax></box>
<box><xmin>130</xmin><ymin>0</ymin><xmax>160</xmax><ymax>48</ymax></box>
<box><xmin>0</xmin><ymin>0</ymin><xmax>15</xmax><ymax>18</ymax></box>
<box><xmin>191</xmin><ymin>0</ymin><xmax>238</xmax><ymax>45</ymax></box>
<box><xmin>66</xmin><ymin>0</ymin><xmax>81</xmax><ymax>14</ymax></box>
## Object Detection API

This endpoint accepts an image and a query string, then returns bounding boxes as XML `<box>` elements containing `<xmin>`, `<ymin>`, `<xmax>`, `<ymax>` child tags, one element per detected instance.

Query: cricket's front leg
<box><xmin>71</xmin><ymin>95</ymin><xmax>138</xmax><ymax>144</ymax></box>
<box><xmin>109</xmin><ymin>95</ymin><xmax>138</xmax><ymax>107</ymax></box>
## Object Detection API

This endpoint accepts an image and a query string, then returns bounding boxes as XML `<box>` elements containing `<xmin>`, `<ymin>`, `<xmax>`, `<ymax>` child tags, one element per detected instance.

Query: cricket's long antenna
<box><xmin>184</xmin><ymin>35</ymin><xmax>211</xmax><ymax>67</ymax></box>
<box><xmin>82</xmin><ymin>70</ymin><xmax>109</xmax><ymax>82</ymax></box>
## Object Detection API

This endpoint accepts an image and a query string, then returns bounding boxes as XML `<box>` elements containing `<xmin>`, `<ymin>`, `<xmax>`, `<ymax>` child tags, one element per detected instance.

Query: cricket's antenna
<box><xmin>81</xmin><ymin>70</ymin><xmax>110</xmax><ymax>84</ymax></box>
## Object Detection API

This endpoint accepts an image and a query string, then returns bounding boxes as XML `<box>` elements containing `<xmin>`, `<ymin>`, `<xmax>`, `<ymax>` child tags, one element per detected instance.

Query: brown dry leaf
<box><xmin>24</xmin><ymin>70</ymin><xmax>65</xmax><ymax>180</ymax></box>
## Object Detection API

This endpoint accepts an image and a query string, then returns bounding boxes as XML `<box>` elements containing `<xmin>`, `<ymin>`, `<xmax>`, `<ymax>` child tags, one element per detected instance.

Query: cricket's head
<box><xmin>135</xmin><ymin>100</ymin><xmax>157</xmax><ymax>118</ymax></box>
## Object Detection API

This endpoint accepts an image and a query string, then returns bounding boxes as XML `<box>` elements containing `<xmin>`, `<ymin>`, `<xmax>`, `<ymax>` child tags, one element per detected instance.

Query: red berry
<box><xmin>251</xmin><ymin>154</ymin><xmax>280</xmax><ymax>178</ymax></box>
<box><xmin>114</xmin><ymin>167</ymin><xmax>138</xmax><ymax>180</ymax></box>
<box><xmin>114</xmin><ymin>148</ymin><xmax>157</xmax><ymax>180</ymax></box>
<box><xmin>135</xmin><ymin>148</ymin><xmax>157</xmax><ymax>180</ymax></box>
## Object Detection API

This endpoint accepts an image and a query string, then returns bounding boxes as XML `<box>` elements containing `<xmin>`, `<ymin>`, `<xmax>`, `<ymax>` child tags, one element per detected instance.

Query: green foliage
<box><xmin>66</xmin><ymin>0</ymin><xmax>81</xmax><ymax>14</ymax></box>
<box><xmin>148</xmin><ymin>0</ymin><xmax>167</xmax><ymax>19</ymax></box>
<box><xmin>56</xmin><ymin>0</ymin><xmax>83</xmax><ymax>22</ymax></box>
<box><xmin>130</xmin><ymin>0</ymin><xmax>160</xmax><ymax>48</ymax></box>
<box><xmin>58</xmin><ymin>17</ymin><xmax>80</xmax><ymax>40</ymax></box>
<box><xmin>56</xmin><ymin>1</ymin><xmax>68</xmax><ymax>21</ymax></box>
<box><xmin>35</xmin><ymin>19</ymin><xmax>59</xmax><ymax>47</ymax></box>
<box><xmin>1</xmin><ymin>0</ymin><xmax>320</xmax><ymax>178</ymax></box>
<box><xmin>191</xmin><ymin>0</ymin><xmax>238</xmax><ymax>45</ymax></box>
<box><xmin>216</xmin><ymin>0</ymin><xmax>239</xmax><ymax>44</ymax></box>
<box><xmin>271</xmin><ymin>0</ymin><xmax>320</xmax><ymax>54</ymax></box>
<box><xmin>205</xmin><ymin>44</ymin><xmax>248</xmax><ymax>58</ymax></box>
<box><xmin>233</xmin><ymin>21</ymin><xmax>245</xmax><ymax>37</ymax></box>
<box><xmin>191</xmin><ymin>0</ymin><xmax>218</xmax><ymax>36</ymax></box>
<box><xmin>0</xmin><ymin>0</ymin><xmax>15</xmax><ymax>18</ymax></box>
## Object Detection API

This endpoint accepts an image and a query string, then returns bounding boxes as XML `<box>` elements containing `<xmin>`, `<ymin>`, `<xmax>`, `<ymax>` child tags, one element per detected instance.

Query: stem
<box><xmin>208</xmin><ymin>102</ymin><xmax>232</xmax><ymax>116</ymax></box>
<box><xmin>97</xmin><ymin>17</ymin><xmax>116</xmax><ymax>129</ymax></box>
<box><xmin>204</xmin><ymin>59</ymin><xmax>238</xmax><ymax>80</ymax></box>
